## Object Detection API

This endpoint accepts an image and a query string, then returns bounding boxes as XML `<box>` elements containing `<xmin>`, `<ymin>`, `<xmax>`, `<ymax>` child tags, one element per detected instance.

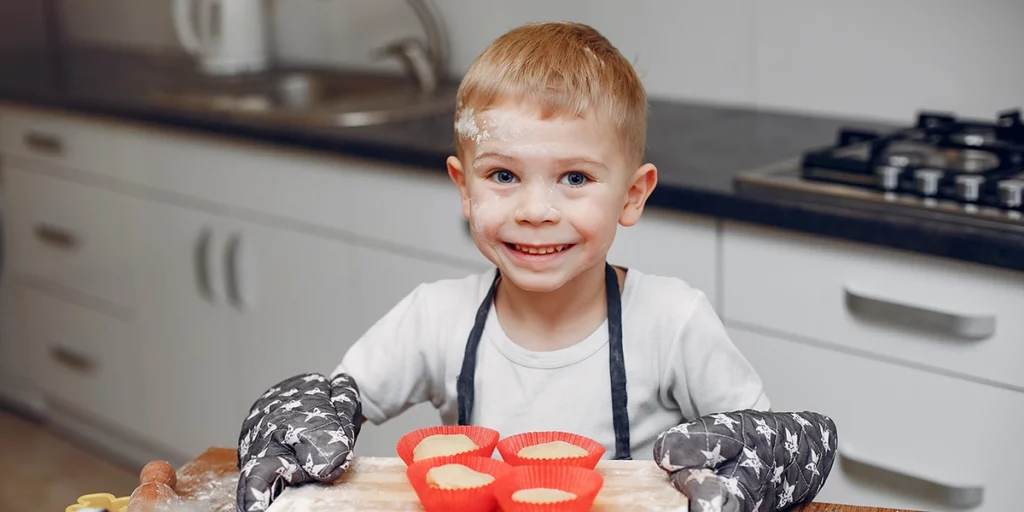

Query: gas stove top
<box><xmin>735</xmin><ymin>109</ymin><xmax>1024</xmax><ymax>232</ymax></box>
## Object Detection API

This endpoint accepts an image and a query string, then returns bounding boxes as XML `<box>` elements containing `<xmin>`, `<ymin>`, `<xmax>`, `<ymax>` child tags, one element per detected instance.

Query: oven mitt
<box><xmin>235</xmin><ymin>372</ymin><xmax>362</xmax><ymax>512</ymax></box>
<box><xmin>654</xmin><ymin>411</ymin><xmax>837</xmax><ymax>512</ymax></box>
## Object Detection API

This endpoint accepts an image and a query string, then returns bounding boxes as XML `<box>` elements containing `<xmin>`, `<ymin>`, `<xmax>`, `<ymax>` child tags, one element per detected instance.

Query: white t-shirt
<box><xmin>332</xmin><ymin>267</ymin><xmax>770</xmax><ymax>460</ymax></box>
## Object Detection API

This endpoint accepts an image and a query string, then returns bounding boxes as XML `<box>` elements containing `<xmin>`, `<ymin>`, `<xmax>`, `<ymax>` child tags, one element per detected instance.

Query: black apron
<box><xmin>455</xmin><ymin>262</ymin><xmax>632</xmax><ymax>460</ymax></box>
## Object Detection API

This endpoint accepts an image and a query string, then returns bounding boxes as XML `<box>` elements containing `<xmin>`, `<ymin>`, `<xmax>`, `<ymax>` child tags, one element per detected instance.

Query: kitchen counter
<box><xmin>2</xmin><ymin>46</ymin><xmax>1022</xmax><ymax>273</ymax></box>
<box><xmin>170</xmin><ymin>447</ymin><xmax>911</xmax><ymax>511</ymax></box>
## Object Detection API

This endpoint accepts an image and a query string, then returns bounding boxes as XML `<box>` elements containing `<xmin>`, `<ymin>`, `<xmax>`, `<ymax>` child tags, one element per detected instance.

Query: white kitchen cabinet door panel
<box><xmin>118</xmin><ymin>125</ymin><xmax>357</xmax><ymax>233</ymax></box>
<box><xmin>21</xmin><ymin>287</ymin><xmax>148</xmax><ymax>439</ymax></box>
<box><xmin>348</xmin><ymin>245</ymin><xmax>483</xmax><ymax>457</ymax></box>
<box><xmin>722</xmin><ymin>221</ymin><xmax>1024</xmax><ymax>390</ymax></box>
<box><xmin>133</xmin><ymin>199</ymin><xmax>240</xmax><ymax>460</ymax></box>
<box><xmin>0</xmin><ymin>105</ymin><xmax>127</xmax><ymax>179</ymax></box>
<box><xmin>228</xmin><ymin>220</ymin><xmax>356</xmax><ymax>412</ymax></box>
<box><xmin>343</xmin><ymin>164</ymin><xmax>491</xmax><ymax>267</ymax></box>
<box><xmin>607</xmin><ymin>209</ymin><xmax>719</xmax><ymax>309</ymax></box>
<box><xmin>729</xmin><ymin>325</ymin><xmax>1024</xmax><ymax>512</ymax></box>
<box><xmin>5</xmin><ymin>166</ymin><xmax>137</xmax><ymax>309</ymax></box>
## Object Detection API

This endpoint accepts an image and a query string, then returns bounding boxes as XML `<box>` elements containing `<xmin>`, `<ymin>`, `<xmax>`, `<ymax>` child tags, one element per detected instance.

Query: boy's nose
<box><xmin>514</xmin><ymin>186</ymin><xmax>561</xmax><ymax>225</ymax></box>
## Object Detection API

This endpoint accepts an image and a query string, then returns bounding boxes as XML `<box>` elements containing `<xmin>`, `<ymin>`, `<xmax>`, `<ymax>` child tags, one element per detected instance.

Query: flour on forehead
<box><xmin>478</xmin><ymin>108</ymin><xmax>528</xmax><ymax>142</ymax></box>
<box><xmin>455</xmin><ymin>107</ymin><xmax>490</xmax><ymax>145</ymax></box>
<box><xmin>456</xmin><ymin>106</ymin><xmax>537</xmax><ymax>146</ymax></box>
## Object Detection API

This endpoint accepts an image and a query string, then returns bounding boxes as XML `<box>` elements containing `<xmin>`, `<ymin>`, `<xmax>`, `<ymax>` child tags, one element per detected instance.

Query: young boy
<box><xmin>236</xmin><ymin>22</ymin><xmax>837</xmax><ymax>512</ymax></box>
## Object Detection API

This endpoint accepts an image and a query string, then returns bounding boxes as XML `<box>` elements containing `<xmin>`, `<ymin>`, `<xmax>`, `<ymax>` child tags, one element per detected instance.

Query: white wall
<box><xmin>57</xmin><ymin>0</ymin><xmax>1024</xmax><ymax>124</ymax></box>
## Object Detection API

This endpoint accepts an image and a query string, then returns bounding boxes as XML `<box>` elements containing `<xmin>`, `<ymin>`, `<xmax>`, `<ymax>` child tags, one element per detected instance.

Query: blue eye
<box><xmin>561</xmin><ymin>172</ymin><xmax>589</xmax><ymax>187</ymax></box>
<box><xmin>491</xmin><ymin>170</ymin><xmax>517</xmax><ymax>184</ymax></box>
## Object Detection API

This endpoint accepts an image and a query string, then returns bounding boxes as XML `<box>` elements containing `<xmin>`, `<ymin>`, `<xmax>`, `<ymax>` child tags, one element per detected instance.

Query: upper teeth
<box><xmin>514</xmin><ymin>244</ymin><xmax>567</xmax><ymax>255</ymax></box>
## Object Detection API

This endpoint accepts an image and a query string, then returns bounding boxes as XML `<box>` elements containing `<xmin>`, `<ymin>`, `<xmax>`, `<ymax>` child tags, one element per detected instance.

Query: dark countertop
<box><xmin>3</xmin><ymin>46</ymin><xmax>1023</xmax><ymax>273</ymax></box>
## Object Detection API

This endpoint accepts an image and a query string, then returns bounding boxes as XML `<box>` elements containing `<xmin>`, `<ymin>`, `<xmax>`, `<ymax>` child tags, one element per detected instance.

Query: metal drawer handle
<box><xmin>34</xmin><ymin>223</ymin><xmax>79</xmax><ymax>249</ymax></box>
<box><xmin>50</xmin><ymin>343</ymin><xmax>97</xmax><ymax>373</ymax></box>
<box><xmin>23</xmin><ymin>131</ymin><xmax>64</xmax><ymax>155</ymax></box>
<box><xmin>844</xmin><ymin>286</ymin><xmax>995</xmax><ymax>340</ymax></box>
<box><xmin>225</xmin><ymin>231</ymin><xmax>252</xmax><ymax>310</ymax></box>
<box><xmin>840</xmin><ymin>442</ymin><xmax>984</xmax><ymax>508</ymax></box>
<box><xmin>194</xmin><ymin>226</ymin><xmax>216</xmax><ymax>303</ymax></box>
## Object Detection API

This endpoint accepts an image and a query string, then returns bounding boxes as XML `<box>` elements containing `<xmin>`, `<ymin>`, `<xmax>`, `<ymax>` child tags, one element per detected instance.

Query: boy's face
<box><xmin>448</xmin><ymin>101</ymin><xmax>657</xmax><ymax>293</ymax></box>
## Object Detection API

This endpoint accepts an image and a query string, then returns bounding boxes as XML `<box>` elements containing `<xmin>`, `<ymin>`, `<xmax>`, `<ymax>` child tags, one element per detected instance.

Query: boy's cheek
<box><xmin>468</xmin><ymin>194</ymin><xmax>512</xmax><ymax>239</ymax></box>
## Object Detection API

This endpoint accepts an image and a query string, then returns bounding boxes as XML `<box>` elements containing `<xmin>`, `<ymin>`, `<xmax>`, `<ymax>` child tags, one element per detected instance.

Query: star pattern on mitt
<box><xmin>653</xmin><ymin>410</ymin><xmax>838</xmax><ymax>512</ymax></box>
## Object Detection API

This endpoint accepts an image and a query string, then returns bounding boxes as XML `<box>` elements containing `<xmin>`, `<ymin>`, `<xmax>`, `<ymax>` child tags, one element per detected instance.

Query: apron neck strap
<box><xmin>456</xmin><ymin>263</ymin><xmax>633</xmax><ymax>460</ymax></box>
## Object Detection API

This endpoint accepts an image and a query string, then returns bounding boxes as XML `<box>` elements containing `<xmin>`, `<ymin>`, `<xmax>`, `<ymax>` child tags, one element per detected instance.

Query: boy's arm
<box><xmin>660</xmin><ymin>291</ymin><xmax>770</xmax><ymax>420</ymax></box>
<box><xmin>656</xmin><ymin>293</ymin><xmax>838</xmax><ymax>511</ymax></box>
<box><xmin>331</xmin><ymin>282</ymin><xmax>445</xmax><ymax>425</ymax></box>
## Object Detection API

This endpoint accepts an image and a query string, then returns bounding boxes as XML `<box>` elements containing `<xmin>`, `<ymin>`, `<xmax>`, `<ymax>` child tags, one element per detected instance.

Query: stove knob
<box><xmin>955</xmin><ymin>175</ymin><xmax>985</xmax><ymax>203</ymax></box>
<box><xmin>914</xmin><ymin>169</ymin><xmax>944</xmax><ymax>197</ymax></box>
<box><xmin>875</xmin><ymin>165</ymin><xmax>903</xmax><ymax>191</ymax></box>
<box><xmin>998</xmin><ymin>179</ymin><xmax>1024</xmax><ymax>208</ymax></box>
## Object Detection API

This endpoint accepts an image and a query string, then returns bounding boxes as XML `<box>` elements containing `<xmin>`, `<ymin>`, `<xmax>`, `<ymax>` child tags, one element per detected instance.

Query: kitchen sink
<box><xmin>147</xmin><ymin>69</ymin><xmax>457</xmax><ymax>128</ymax></box>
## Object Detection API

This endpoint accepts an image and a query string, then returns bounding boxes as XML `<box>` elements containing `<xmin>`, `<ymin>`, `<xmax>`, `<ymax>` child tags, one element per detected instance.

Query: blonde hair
<box><xmin>454</xmin><ymin>22</ymin><xmax>647</xmax><ymax>165</ymax></box>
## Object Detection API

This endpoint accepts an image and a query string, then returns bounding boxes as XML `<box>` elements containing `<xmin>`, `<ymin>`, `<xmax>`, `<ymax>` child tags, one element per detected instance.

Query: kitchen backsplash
<box><xmin>56</xmin><ymin>0</ymin><xmax>1023</xmax><ymax>124</ymax></box>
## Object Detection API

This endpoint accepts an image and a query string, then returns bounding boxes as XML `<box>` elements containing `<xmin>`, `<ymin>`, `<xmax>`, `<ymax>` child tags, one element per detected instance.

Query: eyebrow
<box><xmin>472</xmin><ymin>150</ymin><xmax>608</xmax><ymax>170</ymax></box>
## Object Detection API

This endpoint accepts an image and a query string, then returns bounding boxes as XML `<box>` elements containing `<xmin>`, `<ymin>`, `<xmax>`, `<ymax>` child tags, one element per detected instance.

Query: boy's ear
<box><xmin>619</xmin><ymin>163</ymin><xmax>658</xmax><ymax>227</ymax></box>
<box><xmin>447</xmin><ymin>156</ymin><xmax>472</xmax><ymax>220</ymax></box>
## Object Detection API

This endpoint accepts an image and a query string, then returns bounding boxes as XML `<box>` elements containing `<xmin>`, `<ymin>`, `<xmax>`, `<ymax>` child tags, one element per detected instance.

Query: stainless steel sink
<box><xmin>147</xmin><ymin>69</ymin><xmax>456</xmax><ymax>128</ymax></box>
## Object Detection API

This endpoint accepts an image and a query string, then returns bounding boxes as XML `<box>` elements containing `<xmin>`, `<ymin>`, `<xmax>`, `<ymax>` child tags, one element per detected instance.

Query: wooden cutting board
<box><xmin>170</xmin><ymin>447</ymin><xmax>909</xmax><ymax>511</ymax></box>
<box><xmin>264</xmin><ymin>457</ymin><xmax>690</xmax><ymax>511</ymax></box>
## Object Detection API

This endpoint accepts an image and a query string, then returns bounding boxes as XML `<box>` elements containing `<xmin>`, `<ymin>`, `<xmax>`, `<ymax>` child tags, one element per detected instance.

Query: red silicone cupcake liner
<box><xmin>397</xmin><ymin>425</ymin><xmax>500</xmax><ymax>466</ymax></box>
<box><xmin>493</xmin><ymin>465</ymin><xmax>604</xmax><ymax>512</ymax></box>
<box><xmin>497</xmin><ymin>431</ymin><xmax>605</xmax><ymax>469</ymax></box>
<box><xmin>406</xmin><ymin>455</ymin><xmax>512</xmax><ymax>512</ymax></box>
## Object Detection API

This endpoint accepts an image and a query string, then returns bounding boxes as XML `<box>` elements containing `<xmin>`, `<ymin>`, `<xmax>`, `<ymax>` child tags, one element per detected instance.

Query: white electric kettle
<box><xmin>172</xmin><ymin>0</ymin><xmax>269</xmax><ymax>75</ymax></box>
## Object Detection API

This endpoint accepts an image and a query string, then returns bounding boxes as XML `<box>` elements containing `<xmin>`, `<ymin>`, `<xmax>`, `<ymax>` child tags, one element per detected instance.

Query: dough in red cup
<box><xmin>493</xmin><ymin>465</ymin><xmax>604</xmax><ymax>512</ymax></box>
<box><xmin>497</xmin><ymin>431</ymin><xmax>605</xmax><ymax>469</ymax></box>
<box><xmin>406</xmin><ymin>455</ymin><xmax>512</xmax><ymax>512</ymax></box>
<box><xmin>397</xmin><ymin>425</ymin><xmax>500</xmax><ymax>465</ymax></box>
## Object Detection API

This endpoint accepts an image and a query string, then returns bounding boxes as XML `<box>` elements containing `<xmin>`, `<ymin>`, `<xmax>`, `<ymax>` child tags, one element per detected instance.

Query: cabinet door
<box><xmin>729</xmin><ymin>326</ymin><xmax>1024</xmax><ymax>512</ymax></box>
<box><xmin>349</xmin><ymin>246</ymin><xmax>484</xmax><ymax>457</ymax></box>
<box><xmin>607</xmin><ymin>209</ymin><xmax>720</xmax><ymax>308</ymax></box>
<box><xmin>133</xmin><ymin>200</ymin><xmax>238</xmax><ymax>460</ymax></box>
<box><xmin>226</xmin><ymin>220</ymin><xmax>356</xmax><ymax>419</ymax></box>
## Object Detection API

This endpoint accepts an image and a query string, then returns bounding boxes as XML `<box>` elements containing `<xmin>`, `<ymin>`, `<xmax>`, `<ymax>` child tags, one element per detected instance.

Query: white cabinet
<box><xmin>227</xmin><ymin>219</ymin><xmax>357</xmax><ymax>412</ymax></box>
<box><xmin>722</xmin><ymin>221</ymin><xmax>1024</xmax><ymax>390</ymax></box>
<box><xmin>349</xmin><ymin>245</ymin><xmax>485</xmax><ymax>457</ymax></box>
<box><xmin>21</xmin><ymin>286</ymin><xmax>149</xmax><ymax>438</ymax></box>
<box><xmin>0</xmin><ymin>104</ymin><xmax>129</xmax><ymax>180</ymax></box>
<box><xmin>132</xmin><ymin>200</ymin><xmax>240</xmax><ymax>459</ymax></box>
<box><xmin>608</xmin><ymin>209</ymin><xmax>720</xmax><ymax>308</ymax></box>
<box><xmin>4</xmin><ymin>166</ymin><xmax>137</xmax><ymax>311</ymax></box>
<box><xmin>729</xmin><ymin>325</ymin><xmax>1024</xmax><ymax>512</ymax></box>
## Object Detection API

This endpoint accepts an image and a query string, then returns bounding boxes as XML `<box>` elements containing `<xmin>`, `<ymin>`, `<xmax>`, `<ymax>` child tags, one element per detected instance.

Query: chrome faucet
<box><xmin>373</xmin><ymin>0</ymin><xmax>450</xmax><ymax>94</ymax></box>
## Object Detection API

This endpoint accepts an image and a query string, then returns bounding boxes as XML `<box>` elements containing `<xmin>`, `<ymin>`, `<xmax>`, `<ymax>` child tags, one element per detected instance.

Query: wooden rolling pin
<box><xmin>127</xmin><ymin>461</ymin><xmax>184</xmax><ymax>511</ymax></box>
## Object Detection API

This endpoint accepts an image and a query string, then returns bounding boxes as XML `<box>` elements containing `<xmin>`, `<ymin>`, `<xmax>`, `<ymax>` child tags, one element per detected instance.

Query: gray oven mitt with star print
<box><xmin>654</xmin><ymin>410</ymin><xmax>837</xmax><ymax>512</ymax></box>
<box><xmin>235</xmin><ymin>372</ymin><xmax>362</xmax><ymax>512</ymax></box>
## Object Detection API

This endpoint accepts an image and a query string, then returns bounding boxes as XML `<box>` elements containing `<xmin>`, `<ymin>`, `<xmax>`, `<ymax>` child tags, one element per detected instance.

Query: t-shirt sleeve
<box><xmin>331</xmin><ymin>284</ymin><xmax>443</xmax><ymax>425</ymax></box>
<box><xmin>662</xmin><ymin>291</ymin><xmax>771</xmax><ymax>420</ymax></box>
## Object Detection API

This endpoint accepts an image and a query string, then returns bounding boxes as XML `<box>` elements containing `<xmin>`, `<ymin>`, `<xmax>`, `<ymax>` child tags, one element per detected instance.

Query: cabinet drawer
<box><xmin>730</xmin><ymin>326</ymin><xmax>1024</xmax><ymax>512</ymax></box>
<box><xmin>722</xmin><ymin>222</ymin><xmax>1024</xmax><ymax>390</ymax></box>
<box><xmin>5</xmin><ymin>167</ymin><xmax>136</xmax><ymax>308</ymax></box>
<box><xmin>0</xmin><ymin>105</ymin><xmax>121</xmax><ymax>177</ymax></box>
<box><xmin>22</xmin><ymin>287</ymin><xmax>147</xmax><ymax>437</ymax></box>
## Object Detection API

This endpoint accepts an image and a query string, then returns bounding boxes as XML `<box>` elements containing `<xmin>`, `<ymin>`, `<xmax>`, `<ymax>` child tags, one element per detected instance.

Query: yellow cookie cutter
<box><xmin>66</xmin><ymin>492</ymin><xmax>129</xmax><ymax>512</ymax></box>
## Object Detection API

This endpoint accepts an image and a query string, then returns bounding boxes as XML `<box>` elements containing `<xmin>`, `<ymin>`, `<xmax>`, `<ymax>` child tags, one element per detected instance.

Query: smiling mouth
<box><xmin>506</xmin><ymin>243</ymin><xmax>574</xmax><ymax>255</ymax></box>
